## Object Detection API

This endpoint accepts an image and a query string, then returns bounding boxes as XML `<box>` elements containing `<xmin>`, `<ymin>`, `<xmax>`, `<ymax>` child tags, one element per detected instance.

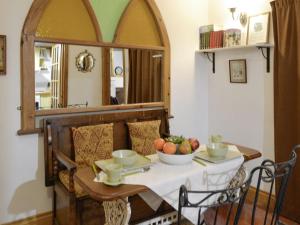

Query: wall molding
<box><xmin>2</xmin><ymin>212</ymin><xmax>52</xmax><ymax>225</ymax></box>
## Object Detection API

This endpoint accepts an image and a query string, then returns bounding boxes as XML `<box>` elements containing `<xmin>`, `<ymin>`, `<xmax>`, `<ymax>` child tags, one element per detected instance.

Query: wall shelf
<box><xmin>197</xmin><ymin>43</ymin><xmax>274</xmax><ymax>74</ymax></box>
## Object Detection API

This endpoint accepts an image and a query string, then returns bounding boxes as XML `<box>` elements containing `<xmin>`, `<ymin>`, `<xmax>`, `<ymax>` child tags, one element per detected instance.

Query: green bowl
<box><xmin>207</xmin><ymin>143</ymin><xmax>228</xmax><ymax>158</ymax></box>
<box><xmin>112</xmin><ymin>150</ymin><xmax>137</xmax><ymax>167</ymax></box>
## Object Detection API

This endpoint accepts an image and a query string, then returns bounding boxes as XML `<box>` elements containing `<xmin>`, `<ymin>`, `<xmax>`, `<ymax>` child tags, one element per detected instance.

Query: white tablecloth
<box><xmin>98</xmin><ymin>145</ymin><xmax>244</xmax><ymax>224</ymax></box>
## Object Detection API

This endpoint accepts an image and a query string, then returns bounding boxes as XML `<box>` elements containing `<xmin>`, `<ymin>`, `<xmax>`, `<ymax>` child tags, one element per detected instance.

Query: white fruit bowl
<box><xmin>157</xmin><ymin>151</ymin><xmax>196</xmax><ymax>165</ymax></box>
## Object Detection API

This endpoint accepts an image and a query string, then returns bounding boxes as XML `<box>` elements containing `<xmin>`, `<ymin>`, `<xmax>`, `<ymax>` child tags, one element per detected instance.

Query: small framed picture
<box><xmin>0</xmin><ymin>35</ymin><xmax>6</xmax><ymax>75</ymax></box>
<box><xmin>247</xmin><ymin>12</ymin><xmax>270</xmax><ymax>45</ymax></box>
<box><xmin>229</xmin><ymin>59</ymin><xmax>247</xmax><ymax>83</ymax></box>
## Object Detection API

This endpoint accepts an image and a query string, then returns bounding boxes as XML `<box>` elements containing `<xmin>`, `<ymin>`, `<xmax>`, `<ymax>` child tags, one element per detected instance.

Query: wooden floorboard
<box><xmin>175</xmin><ymin>203</ymin><xmax>300</xmax><ymax>225</ymax></box>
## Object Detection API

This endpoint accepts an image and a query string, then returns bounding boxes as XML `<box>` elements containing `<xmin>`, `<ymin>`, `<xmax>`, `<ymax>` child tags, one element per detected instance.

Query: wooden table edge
<box><xmin>74</xmin><ymin>167</ymin><xmax>149</xmax><ymax>201</ymax></box>
<box><xmin>225</xmin><ymin>142</ymin><xmax>262</xmax><ymax>161</ymax></box>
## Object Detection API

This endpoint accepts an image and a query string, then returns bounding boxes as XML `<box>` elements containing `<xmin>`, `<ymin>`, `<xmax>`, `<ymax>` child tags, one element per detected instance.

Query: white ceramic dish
<box><xmin>103</xmin><ymin>176</ymin><xmax>124</xmax><ymax>186</ymax></box>
<box><xmin>157</xmin><ymin>151</ymin><xmax>196</xmax><ymax>165</ymax></box>
<box><xmin>206</xmin><ymin>143</ymin><xmax>228</xmax><ymax>158</ymax></box>
<box><xmin>112</xmin><ymin>149</ymin><xmax>137</xmax><ymax>167</ymax></box>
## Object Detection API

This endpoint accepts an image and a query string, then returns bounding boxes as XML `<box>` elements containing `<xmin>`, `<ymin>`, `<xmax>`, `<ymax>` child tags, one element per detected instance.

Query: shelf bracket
<box><xmin>203</xmin><ymin>52</ymin><xmax>215</xmax><ymax>73</ymax></box>
<box><xmin>257</xmin><ymin>46</ymin><xmax>271</xmax><ymax>73</ymax></box>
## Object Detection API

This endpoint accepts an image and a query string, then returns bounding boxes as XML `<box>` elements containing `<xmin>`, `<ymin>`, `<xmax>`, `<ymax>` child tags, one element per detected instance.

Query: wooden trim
<box><xmin>17</xmin><ymin>128</ymin><xmax>42</xmax><ymax>135</ymax></box>
<box><xmin>102</xmin><ymin>47</ymin><xmax>111</xmax><ymax>105</ymax></box>
<box><xmin>35</xmin><ymin>102</ymin><xmax>165</xmax><ymax>116</ymax></box>
<box><xmin>246</xmin><ymin>186</ymin><xmax>276</xmax><ymax>210</ymax></box>
<box><xmin>20</xmin><ymin>34</ymin><xmax>36</xmax><ymax>131</ymax></box>
<box><xmin>20</xmin><ymin>0</ymin><xmax>171</xmax><ymax>134</ymax></box>
<box><xmin>22</xmin><ymin>0</ymin><xmax>50</xmax><ymax>36</ymax></box>
<box><xmin>146</xmin><ymin>0</ymin><xmax>171</xmax><ymax>113</ymax></box>
<box><xmin>61</xmin><ymin>44</ymin><xmax>68</xmax><ymax>107</ymax></box>
<box><xmin>2</xmin><ymin>212</ymin><xmax>52</xmax><ymax>225</ymax></box>
<box><xmin>34</xmin><ymin>36</ymin><xmax>166</xmax><ymax>50</ymax></box>
<box><xmin>82</xmin><ymin>0</ymin><xmax>103</xmax><ymax>42</ymax></box>
<box><xmin>0</xmin><ymin>35</ymin><xmax>7</xmax><ymax>75</ymax></box>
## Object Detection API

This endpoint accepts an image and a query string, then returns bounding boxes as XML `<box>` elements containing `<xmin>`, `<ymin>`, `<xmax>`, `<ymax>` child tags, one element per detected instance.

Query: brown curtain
<box><xmin>128</xmin><ymin>49</ymin><xmax>162</xmax><ymax>104</ymax></box>
<box><xmin>271</xmin><ymin>0</ymin><xmax>300</xmax><ymax>222</ymax></box>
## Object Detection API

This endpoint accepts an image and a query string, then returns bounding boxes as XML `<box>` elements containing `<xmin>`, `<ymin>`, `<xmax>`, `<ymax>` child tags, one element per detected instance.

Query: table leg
<box><xmin>103</xmin><ymin>198</ymin><xmax>131</xmax><ymax>225</ymax></box>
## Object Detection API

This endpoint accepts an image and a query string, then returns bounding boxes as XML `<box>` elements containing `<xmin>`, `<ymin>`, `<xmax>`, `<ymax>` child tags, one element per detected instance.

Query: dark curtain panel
<box><xmin>271</xmin><ymin>0</ymin><xmax>300</xmax><ymax>222</ymax></box>
<box><xmin>128</xmin><ymin>49</ymin><xmax>162</xmax><ymax>104</ymax></box>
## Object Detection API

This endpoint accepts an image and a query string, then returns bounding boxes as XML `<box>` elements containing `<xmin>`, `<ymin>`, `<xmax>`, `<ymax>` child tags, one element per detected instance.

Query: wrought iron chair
<box><xmin>248</xmin><ymin>145</ymin><xmax>299</xmax><ymax>225</ymax></box>
<box><xmin>177</xmin><ymin>165</ymin><xmax>270</xmax><ymax>225</ymax></box>
<box><xmin>177</xmin><ymin>145</ymin><xmax>299</xmax><ymax>225</ymax></box>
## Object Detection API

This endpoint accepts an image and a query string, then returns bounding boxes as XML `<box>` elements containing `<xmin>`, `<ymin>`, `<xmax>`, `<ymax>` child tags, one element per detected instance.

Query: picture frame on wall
<box><xmin>229</xmin><ymin>59</ymin><xmax>247</xmax><ymax>83</ymax></box>
<box><xmin>247</xmin><ymin>12</ymin><xmax>270</xmax><ymax>45</ymax></box>
<box><xmin>0</xmin><ymin>35</ymin><xmax>6</xmax><ymax>75</ymax></box>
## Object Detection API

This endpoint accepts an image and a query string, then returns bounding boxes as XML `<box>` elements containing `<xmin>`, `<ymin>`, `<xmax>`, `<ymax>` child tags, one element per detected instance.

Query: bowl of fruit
<box><xmin>154</xmin><ymin>135</ymin><xmax>200</xmax><ymax>165</ymax></box>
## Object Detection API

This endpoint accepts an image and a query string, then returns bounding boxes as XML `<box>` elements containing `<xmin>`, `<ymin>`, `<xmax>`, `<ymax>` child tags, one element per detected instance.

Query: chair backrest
<box><xmin>177</xmin><ymin>165</ymin><xmax>262</xmax><ymax>225</ymax></box>
<box><xmin>249</xmin><ymin>145</ymin><xmax>299</xmax><ymax>225</ymax></box>
<box><xmin>43</xmin><ymin>108</ymin><xmax>169</xmax><ymax>186</ymax></box>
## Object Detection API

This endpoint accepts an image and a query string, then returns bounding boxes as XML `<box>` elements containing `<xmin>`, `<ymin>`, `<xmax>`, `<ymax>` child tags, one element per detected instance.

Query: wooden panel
<box><xmin>36</xmin><ymin>0</ymin><xmax>98</xmax><ymax>41</ymax></box>
<box><xmin>114</xmin><ymin>0</ymin><xmax>162</xmax><ymax>46</ymax></box>
<box><xmin>44</xmin><ymin>108</ymin><xmax>169</xmax><ymax>186</ymax></box>
<box><xmin>90</xmin><ymin>0</ymin><xmax>130</xmax><ymax>42</ymax></box>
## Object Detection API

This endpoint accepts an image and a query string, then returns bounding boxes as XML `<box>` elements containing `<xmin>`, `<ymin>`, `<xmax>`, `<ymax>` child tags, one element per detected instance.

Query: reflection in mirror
<box><xmin>75</xmin><ymin>50</ymin><xmax>95</xmax><ymax>73</ymax></box>
<box><xmin>34</xmin><ymin>42</ymin><xmax>102</xmax><ymax>110</ymax></box>
<box><xmin>109</xmin><ymin>48</ymin><xmax>163</xmax><ymax>105</ymax></box>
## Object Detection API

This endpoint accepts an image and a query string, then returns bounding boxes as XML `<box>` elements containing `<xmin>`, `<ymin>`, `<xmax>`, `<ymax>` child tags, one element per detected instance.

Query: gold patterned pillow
<box><xmin>72</xmin><ymin>123</ymin><xmax>113</xmax><ymax>168</ymax></box>
<box><xmin>127</xmin><ymin>120</ymin><xmax>161</xmax><ymax>155</ymax></box>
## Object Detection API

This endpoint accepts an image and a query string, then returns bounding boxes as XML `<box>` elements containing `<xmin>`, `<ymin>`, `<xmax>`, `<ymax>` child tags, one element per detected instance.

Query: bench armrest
<box><xmin>55</xmin><ymin>150</ymin><xmax>78</xmax><ymax>171</ymax></box>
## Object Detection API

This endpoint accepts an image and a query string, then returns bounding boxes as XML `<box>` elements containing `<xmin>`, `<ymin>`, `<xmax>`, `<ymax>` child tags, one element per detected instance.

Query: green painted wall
<box><xmin>90</xmin><ymin>0</ymin><xmax>130</xmax><ymax>42</ymax></box>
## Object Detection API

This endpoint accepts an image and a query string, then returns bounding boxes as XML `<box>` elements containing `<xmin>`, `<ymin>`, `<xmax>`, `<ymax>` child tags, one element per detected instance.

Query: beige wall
<box><xmin>0</xmin><ymin>0</ymin><xmax>209</xmax><ymax>223</ymax></box>
<box><xmin>206</xmin><ymin>0</ymin><xmax>275</xmax><ymax>189</ymax></box>
<box><xmin>0</xmin><ymin>0</ymin><xmax>275</xmax><ymax>223</ymax></box>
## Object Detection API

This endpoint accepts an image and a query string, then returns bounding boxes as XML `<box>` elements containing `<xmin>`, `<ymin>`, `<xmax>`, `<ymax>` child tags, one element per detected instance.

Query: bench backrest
<box><xmin>43</xmin><ymin>108</ymin><xmax>169</xmax><ymax>186</ymax></box>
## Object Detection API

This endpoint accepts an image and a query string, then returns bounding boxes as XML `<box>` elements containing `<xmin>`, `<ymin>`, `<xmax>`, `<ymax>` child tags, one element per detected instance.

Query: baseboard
<box><xmin>246</xmin><ymin>186</ymin><xmax>276</xmax><ymax>210</ymax></box>
<box><xmin>2</xmin><ymin>212</ymin><xmax>52</xmax><ymax>225</ymax></box>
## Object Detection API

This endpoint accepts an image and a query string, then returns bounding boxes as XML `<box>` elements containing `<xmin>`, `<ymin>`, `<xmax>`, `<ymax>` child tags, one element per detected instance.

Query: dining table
<box><xmin>74</xmin><ymin>144</ymin><xmax>261</xmax><ymax>225</ymax></box>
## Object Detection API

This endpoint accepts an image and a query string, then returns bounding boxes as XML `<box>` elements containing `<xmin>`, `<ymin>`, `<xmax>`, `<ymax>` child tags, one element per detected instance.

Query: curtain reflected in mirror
<box><xmin>110</xmin><ymin>48</ymin><xmax>163</xmax><ymax>105</ymax></box>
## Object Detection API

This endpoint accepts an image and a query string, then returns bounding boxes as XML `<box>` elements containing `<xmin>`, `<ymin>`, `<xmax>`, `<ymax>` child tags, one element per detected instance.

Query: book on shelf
<box><xmin>199</xmin><ymin>24</ymin><xmax>223</xmax><ymax>50</ymax></box>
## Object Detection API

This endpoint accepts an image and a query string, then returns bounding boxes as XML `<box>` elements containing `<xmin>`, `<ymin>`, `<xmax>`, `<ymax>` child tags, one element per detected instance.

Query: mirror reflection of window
<box><xmin>34</xmin><ymin>42</ymin><xmax>103</xmax><ymax>110</ymax></box>
<box><xmin>110</xmin><ymin>48</ymin><xmax>128</xmax><ymax>105</ymax></box>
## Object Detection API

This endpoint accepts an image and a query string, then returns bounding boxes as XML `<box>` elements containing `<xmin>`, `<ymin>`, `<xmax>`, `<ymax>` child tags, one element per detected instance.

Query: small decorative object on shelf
<box><xmin>223</xmin><ymin>29</ymin><xmax>241</xmax><ymax>47</ymax></box>
<box><xmin>247</xmin><ymin>12</ymin><xmax>270</xmax><ymax>45</ymax></box>
<box><xmin>229</xmin><ymin>59</ymin><xmax>247</xmax><ymax>83</ymax></box>
<box><xmin>0</xmin><ymin>35</ymin><xmax>6</xmax><ymax>75</ymax></box>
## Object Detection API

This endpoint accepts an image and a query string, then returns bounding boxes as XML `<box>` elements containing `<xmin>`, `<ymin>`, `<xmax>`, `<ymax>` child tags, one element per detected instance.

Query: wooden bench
<box><xmin>43</xmin><ymin>108</ymin><xmax>262</xmax><ymax>225</ymax></box>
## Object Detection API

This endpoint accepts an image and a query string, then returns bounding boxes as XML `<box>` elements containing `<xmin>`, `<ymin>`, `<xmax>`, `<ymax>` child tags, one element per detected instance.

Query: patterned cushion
<box><xmin>127</xmin><ymin>120</ymin><xmax>161</xmax><ymax>155</ymax></box>
<box><xmin>58</xmin><ymin>170</ymin><xmax>86</xmax><ymax>197</ymax></box>
<box><xmin>72</xmin><ymin>123</ymin><xmax>113</xmax><ymax>168</ymax></box>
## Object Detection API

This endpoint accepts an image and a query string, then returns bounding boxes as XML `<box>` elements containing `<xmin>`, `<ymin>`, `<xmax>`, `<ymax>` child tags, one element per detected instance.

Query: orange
<box><xmin>163</xmin><ymin>142</ymin><xmax>176</xmax><ymax>154</ymax></box>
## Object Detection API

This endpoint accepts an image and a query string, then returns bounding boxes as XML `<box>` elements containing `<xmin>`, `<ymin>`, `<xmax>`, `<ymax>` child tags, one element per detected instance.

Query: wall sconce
<box><xmin>228</xmin><ymin>7</ymin><xmax>248</xmax><ymax>27</ymax></box>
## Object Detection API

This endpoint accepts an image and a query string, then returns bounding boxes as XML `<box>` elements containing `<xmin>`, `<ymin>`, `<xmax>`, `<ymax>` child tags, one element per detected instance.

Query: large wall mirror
<box><xmin>19</xmin><ymin>0</ymin><xmax>170</xmax><ymax>134</ymax></box>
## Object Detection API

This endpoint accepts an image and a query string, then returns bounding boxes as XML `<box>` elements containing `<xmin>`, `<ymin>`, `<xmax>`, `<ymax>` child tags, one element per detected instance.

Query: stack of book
<box><xmin>199</xmin><ymin>25</ymin><xmax>241</xmax><ymax>50</ymax></box>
